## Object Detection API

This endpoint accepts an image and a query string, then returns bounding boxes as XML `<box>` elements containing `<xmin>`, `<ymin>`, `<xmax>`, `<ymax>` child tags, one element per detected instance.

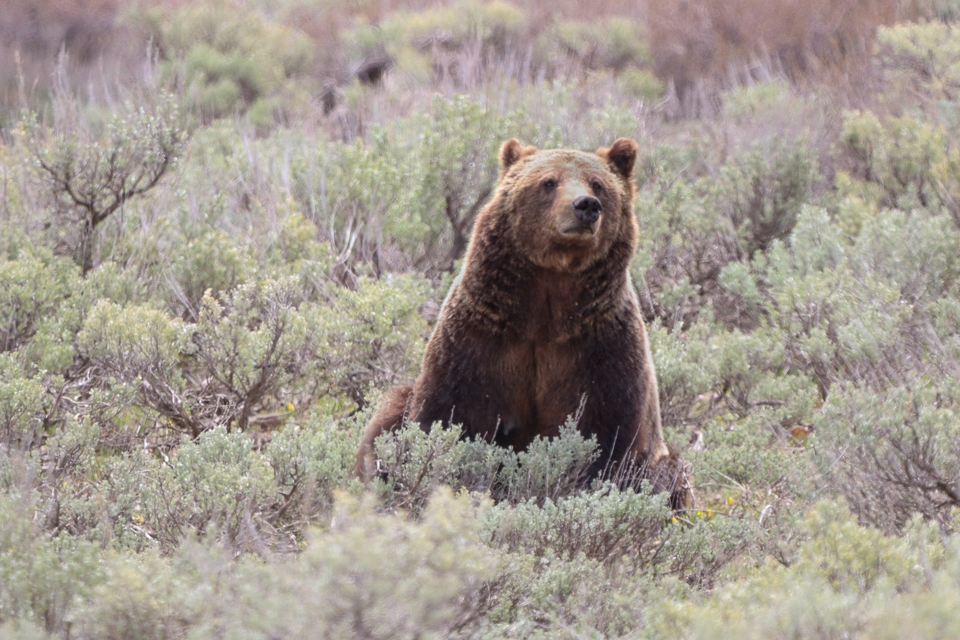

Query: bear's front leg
<box><xmin>574</xmin><ymin>313</ymin><xmax>666</xmax><ymax>482</ymax></box>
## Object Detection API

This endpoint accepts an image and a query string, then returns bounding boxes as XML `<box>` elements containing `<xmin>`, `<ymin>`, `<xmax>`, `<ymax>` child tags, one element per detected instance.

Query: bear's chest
<box><xmin>517</xmin><ymin>270</ymin><xmax>584</xmax><ymax>341</ymax></box>
<box><xmin>494</xmin><ymin>327</ymin><xmax>585</xmax><ymax>448</ymax></box>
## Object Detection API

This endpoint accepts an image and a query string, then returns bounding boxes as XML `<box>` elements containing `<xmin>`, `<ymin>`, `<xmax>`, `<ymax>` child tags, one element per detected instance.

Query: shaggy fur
<box><xmin>357</xmin><ymin>138</ymin><xmax>690</xmax><ymax>507</ymax></box>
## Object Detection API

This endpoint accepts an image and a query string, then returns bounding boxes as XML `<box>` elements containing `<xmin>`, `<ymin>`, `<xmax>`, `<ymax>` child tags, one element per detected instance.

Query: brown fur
<box><xmin>356</xmin><ymin>138</ymin><xmax>690</xmax><ymax>507</ymax></box>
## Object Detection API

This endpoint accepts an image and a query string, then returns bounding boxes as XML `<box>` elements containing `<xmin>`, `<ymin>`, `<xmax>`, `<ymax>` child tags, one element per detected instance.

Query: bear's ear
<box><xmin>596</xmin><ymin>138</ymin><xmax>638</xmax><ymax>180</ymax></box>
<box><xmin>499</xmin><ymin>139</ymin><xmax>537</xmax><ymax>175</ymax></box>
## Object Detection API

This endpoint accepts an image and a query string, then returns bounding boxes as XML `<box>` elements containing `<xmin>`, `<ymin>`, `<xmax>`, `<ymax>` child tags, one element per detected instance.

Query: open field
<box><xmin>4</xmin><ymin>0</ymin><xmax>960</xmax><ymax>637</ymax></box>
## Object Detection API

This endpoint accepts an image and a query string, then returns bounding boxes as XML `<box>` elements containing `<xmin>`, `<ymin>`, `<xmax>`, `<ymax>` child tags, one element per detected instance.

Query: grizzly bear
<box><xmin>357</xmin><ymin>138</ymin><xmax>690</xmax><ymax>507</ymax></box>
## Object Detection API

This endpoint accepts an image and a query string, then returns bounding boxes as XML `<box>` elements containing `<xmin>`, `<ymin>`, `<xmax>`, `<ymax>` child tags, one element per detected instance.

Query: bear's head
<box><xmin>494</xmin><ymin>138</ymin><xmax>638</xmax><ymax>272</ymax></box>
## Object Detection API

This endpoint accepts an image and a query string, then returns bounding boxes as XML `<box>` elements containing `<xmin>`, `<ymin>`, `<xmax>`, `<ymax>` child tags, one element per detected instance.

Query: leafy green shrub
<box><xmin>932</xmin><ymin>144</ymin><xmax>960</xmax><ymax>228</ymax></box>
<box><xmin>268</xmin><ymin>209</ymin><xmax>324</xmax><ymax>267</ymax></box>
<box><xmin>483</xmin><ymin>482</ymin><xmax>669</xmax><ymax>563</ymax></box>
<box><xmin>712</xmin><ymin>138</ymin><xmax>816</xmax><ymax>254</ymax></box>
<box><xmin>0</xmin><ymin>489</ymin><xmax>102</xmax><ymax>633</ymax></box>
<box><xmin>371</xmin><ymin>420</ymin><xmax>601</xmax><ymax>512</ymax></box>
<box><xmin>74</xmin><ymin>271</ymin><xmax>426</xmax><ymax>444</ymax></box>
<box><xmin>486</xmin><ymin>555</ymin><xmax>679</xmax><ymax>639</ymax></box>
<box><xmin>147</xmin><ymin>426</ymin><xmax>275</xmax><ymax>550</ymax></box>
<box><xmin>746</xmin><ymin>207</ymin><xmax>907</xmax><ymax>396</ymax></box>
<box><xmin>877</xmin><ymin>20</ymin><xmax>960</xmax><ymax>104</ymax></box>
<box><xmin>52</xmin><ymin>426</ymin><xmax>275</xmax><ymax>553</ymax></box>
<box><xmin>217</xmin><ymin>489</ymin><xmax>500</xmax><ymax>639</ymax></box>
<box><xmin>659</xmin><ymin>513</ymin><xmax>756</xmax><ymax>587</ymax></box>
<box><xmin>78</xmin><ymin>300</ymin><xmax>197</xmax><ymax>439</ymax></box>
<box><xmin>647</xmin><ymin>322</ymin><xmax>720</xmax><ymax>424</ymax></box>
<box><xmin>481</xmin><ymin>493</ymin><xmax>754</xmax><ymax>633</ymax></box>
<box><xmin>193</xmin><ymin>278</ymin><xmax>317</xmax><ymax>432</ymax></box>
<box><xmin>168</xmin><ymin>228</ymin><xmax>256</xmax><ymax>318</ymax></box>
<box><xmin>291</xmin><ymin>136</ymin><xmax>411</xmax><ymax>271</ymax></box>
<box><xmin>636</xmin><ymin>134</ymin><xmax>822</xmax><ymax>339</ymax></box>
<box><xmin>840</xmin><ymin>111</ymin><xmax>947</xmax><ymax>210</ymax></box>
<box><xmin>475</xmin><ymin>421</ymin><xmax>599</xmax><ymax>504</ymax></box>
<box><xmin>541</xmin><ymin>18</ymin><xmax>651</xmax><ymax>72</ymax></box>
<box><xmin>266</xmin><ymin>416</ymin><xmax>362</xmax><ymax>525</ymax></box>
<box><xmin>370</xmin><ymin>422</ymin><xmax>467</xmax><ymax>513</ymax></box>
<box><xmin>0</xmin><ymin>250</ymin><xmax>149</xmax><ymax>376</ymax></box>
<box><xmin>28</xmin><ymin>406</ymin><xmax>360</xmax><ymax>554</ymax></box>
<box><xmin>290</xmin><ymin>94</ymin><xmax>526</xmax><ymax>270</ymax></box>
<box><xmin>0</xmin><ymin>356</ymin><xmax>46</xmax><ymax>450</ymax></box>
<box><xmin>29</xmin><ymin>96</ymin><xmax>185</xmax><ymax>275</ymax></box>
<box><xmin>53</xmin><ymin>490</ymin><xmax>501</xmax><ymax>638</ymax></box>
<box><xmin>398</xmin><ymin>95</ymin><xmax>526</xmax><ymax>266</ymax></box>
<box><xmin>622</xmin><ymin>68</ymin><xmax>665</xmax><ymax>102</ymax></box>
<box><xmin>722</xmin><ymin>81</ymin><xmax>791</xmax><ymax>121</ymax></box>
<box><xmin>346</xmin><ymin>0</ymin><xmax>528</xmax><ymax>83</ymax></box>
<box><xmin>814</xmin><ymin>374</ymin><xmax>960</xmax><ymax>532</ymax></box>
<box><xmin>693</xmin><ymin>413</ymin><xmax>797</xmax><ymax>491</ymax></box>
<box><xmin>151</xmin><ymin>1</ymin><xmax>314</xmax><ymax>125</ymax></box>
<box><xmin>309</xmin><ymin>272</ymin><xmax>428</xmax><ymax>409</ymax></box>
<box><xmin>0</xmin><ymin>249</ymin><xmax>79</xmax><ymax>355</ymax></box>
<box><xmin>72</xmin><ymin>547</ymin><xmax>203</xmax><ymax>640</ymax></box>
<box><xmin>681</xmin><ymin>500</ymin><xmax>944</xmax><ymax>640</ymax></box>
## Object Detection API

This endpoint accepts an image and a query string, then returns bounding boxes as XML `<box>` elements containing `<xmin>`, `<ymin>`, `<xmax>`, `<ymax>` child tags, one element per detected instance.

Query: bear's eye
<box><xmin>590</xmin><ymin>180</ymin><xmax>604</xmax><ymax>194</ymax></box>
<box><xmin>542</xmin><ymin>178</ymin><xmax>557</xmax><ymax>191</ymax></box>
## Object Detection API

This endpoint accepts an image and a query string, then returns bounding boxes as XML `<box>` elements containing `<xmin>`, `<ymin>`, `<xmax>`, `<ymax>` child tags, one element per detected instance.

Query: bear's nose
<box><xmin>572</xmin><ymin>195</ymin><xmax>602</xmax><ymax>223</ymax></box>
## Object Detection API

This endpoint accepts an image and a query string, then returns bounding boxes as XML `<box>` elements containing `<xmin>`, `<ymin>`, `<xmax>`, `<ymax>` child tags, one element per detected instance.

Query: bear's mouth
<box><xmin>558</xmin><ymin>219</ymin><xmax>600</xmax><ymax>238</ymax></box>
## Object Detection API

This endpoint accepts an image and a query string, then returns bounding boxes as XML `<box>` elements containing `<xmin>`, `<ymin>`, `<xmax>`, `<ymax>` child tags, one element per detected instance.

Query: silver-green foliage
<box><xmin>30</xmin><ymin>95</ymin><xmax>185</xmax><ymax>275</ymax></box>
<box><xmin>74</xmin><ymin>272</ymin><xmax>426</xmax><ymax>440</ymax></box>
<box><xmin>71</xmin><ymin>489</ymin><xmax>502</xmax><ymax>640</ymax></box>
<box><xmin>291</xmin><ymin>95</ymin><xmax>527</xmax><ymax>271</ymax></box>
<box><xmin>0</xmin><ymin>488</ymin><xmax>102</xmax><ymax>634</ymax></box>
<box><xmin>814</xmin><ymin>374</ymin><xmax>960</xmax><ymax>532</ymax></box>
<box><xmin>152</xmin><ymin>1</ymin><xmax>314</xmax><ymax>125</ymax></box>
<box><xmin>371</xmin><ymin>420</ymin><xmax>601</xmax><ymax>512</ymax></box>
<box><xmin>483</xmin><ymin>482</ymin><xmax>669</xmax><ymax>564</ymax></box>
<box><xmin>0</xmin><ymin>355</ymin><xmax>45</xmax><ymax>450</ymax></box>
<box><xmin>5</xmin><ymin>22</ymin><xmax>960</xmax><ymax>638</ymax></box>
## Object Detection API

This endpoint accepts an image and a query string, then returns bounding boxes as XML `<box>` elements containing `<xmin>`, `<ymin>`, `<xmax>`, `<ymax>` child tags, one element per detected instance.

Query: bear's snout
<box><xmin>571</xmin><ymin>195</ymin><xmax>602</xmax><ymax>224</ymax></box>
